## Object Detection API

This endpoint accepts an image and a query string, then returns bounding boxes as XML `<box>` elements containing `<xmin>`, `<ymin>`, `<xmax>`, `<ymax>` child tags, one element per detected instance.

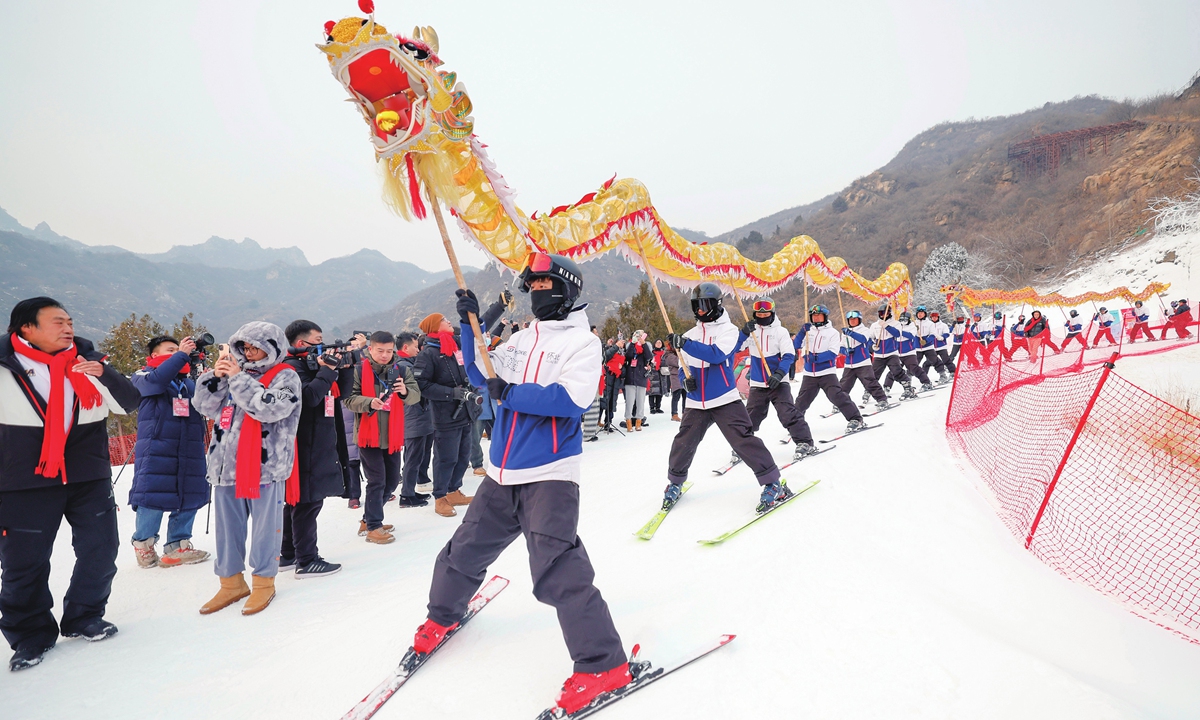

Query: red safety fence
<box><xmin>946</xmin><ymin>332</ymin><xmax>1200</xmax><ymax>643</ymax></box>
<box><xmin>109</xmin><ymin>433</ymin><xmax>137</xmax><ymax>466</ymax></box>
<box><xmin>107</xmin><ymin>421</ymin><xmax>215</xmax><ymax>468</ymax></box>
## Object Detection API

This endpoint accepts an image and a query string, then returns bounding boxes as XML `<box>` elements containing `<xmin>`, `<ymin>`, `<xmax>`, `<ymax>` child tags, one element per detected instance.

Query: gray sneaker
<box><xmin>846</xmin><ymin>419</ymin><xmax>866</xmax><ymax>433</ymax></box>
<box><xmin>158</xmin><ymin>539</ymin><xmax>210</xmax><ymax>568</ymax></box>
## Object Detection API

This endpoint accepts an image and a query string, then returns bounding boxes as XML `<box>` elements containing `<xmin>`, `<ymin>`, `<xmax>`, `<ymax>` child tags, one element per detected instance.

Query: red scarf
<box><xmin>653</xmin><ymin>350</ymin><xmax>664</xmax><ymax>370</ymax></box>
<box><xmin>10</xmin><ymin>335</ymin><xmax>104</xmax><ymax>481</ymax></box>
<box><xmin>234</xmin><ymin>363</ymin><xmax>300</xmax><ymax>505</ymax></box>
<box><xmin>429</xmin><ymin>331</ymin><xmax>458</xmax><ymax>356</ymax></box>
<box><xmin>356</xmin><ymin>358</ymin><xmax>404</xmax><ymax>454</ymax></box>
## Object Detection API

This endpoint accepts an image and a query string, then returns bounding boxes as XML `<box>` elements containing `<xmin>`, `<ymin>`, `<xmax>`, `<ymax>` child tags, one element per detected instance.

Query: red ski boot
<box><xmin>554</xmin><ymin>662</ymin><xmax>632</xmax><ymax>715</ymax></box>
<box><xmin>412</xmin><ymin>618</ymin><xmax>459</xmax><ymax>654</ymax></box>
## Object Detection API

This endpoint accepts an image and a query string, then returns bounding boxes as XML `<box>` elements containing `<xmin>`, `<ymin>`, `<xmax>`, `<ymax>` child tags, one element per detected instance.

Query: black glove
<box><xmin>767</xmin><ymin>369</ymin><xmax>786</xmax><ymax>390</ymax></box>
<box><xmin>455</xmin><ymin>288</ymin><xmax>479</xmax><ymax>323</ymax></box>
<box><xmin>684</xmin><ymin>375</ymin><xmax>698</xmax><ymax>393</ymax></box>
<box><xmin>667</xmin><ymin>333</ymin><xmax>686</xmax><ymax>350</ymax></box>
<box><xmin>740</xmin><ymin>321</ymin><xmax>756</xmax><ymax>336</ymax></box>
<box><xmin>486</xmin><ymin>376</ymin><xmax>510</xmax><ymax>402</ymax></box>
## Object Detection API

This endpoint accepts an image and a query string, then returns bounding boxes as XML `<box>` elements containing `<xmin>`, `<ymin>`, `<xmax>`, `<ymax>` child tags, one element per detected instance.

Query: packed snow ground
<box><xmin>5</xmin><ymin>232</ymin><xmax>1200</xmax><ymax>719</ymax></box>
<box><xmin>4</xmin><ymin>372</ymin><xmax>1200</xmax><ymax>719</ymax></box>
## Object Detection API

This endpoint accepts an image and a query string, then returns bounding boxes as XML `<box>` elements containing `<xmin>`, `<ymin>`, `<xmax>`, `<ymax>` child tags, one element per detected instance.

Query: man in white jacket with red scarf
<box><xmin>408</xmin><ymin>254</ymin><xmax>630</xmax><ymax>717</ymax></box>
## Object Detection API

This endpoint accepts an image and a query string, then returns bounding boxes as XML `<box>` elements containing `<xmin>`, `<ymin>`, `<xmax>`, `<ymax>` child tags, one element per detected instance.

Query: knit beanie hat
<box><xmin>419</xmin><ymin>313</ymin><xmax>445</xmax><ymax>335</ymax></box>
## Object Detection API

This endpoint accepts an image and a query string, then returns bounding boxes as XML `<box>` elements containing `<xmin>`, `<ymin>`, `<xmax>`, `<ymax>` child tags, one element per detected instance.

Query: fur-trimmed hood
<box><xmin>228</xmin><ymin>321</ymin><xmax>288</xmax><ymax>374</ymax></box>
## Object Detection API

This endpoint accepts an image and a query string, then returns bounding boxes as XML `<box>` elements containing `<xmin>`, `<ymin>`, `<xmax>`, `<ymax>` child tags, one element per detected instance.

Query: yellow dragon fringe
<box><xmin>942</xmin><ymin>283</ymin><xmax>1171</xmax><ymax>310</ymax></box>
<box><xmin>318</xmin><ymin>8</ymin><xmax>914</xmax><ymax>303</ymax></box>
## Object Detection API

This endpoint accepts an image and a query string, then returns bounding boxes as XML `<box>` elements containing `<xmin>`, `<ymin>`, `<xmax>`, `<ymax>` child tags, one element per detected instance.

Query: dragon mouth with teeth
<box><xmin>320</xmin><ymin>16</ymin><xmax>462</xmax><ymax>159</ymax></box>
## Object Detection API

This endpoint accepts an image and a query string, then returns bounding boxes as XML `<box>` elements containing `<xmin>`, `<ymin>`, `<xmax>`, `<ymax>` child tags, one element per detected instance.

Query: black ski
<box><xmin>778</xmin><ymin>445</ymin><xmax>834</xmax><ymax>470</ymax></box>
<box><xmin>819</xmin><ymin>423</ymin><xmax>882</xmax><ymax>444</ymax></box>
<box><xmin>712</xmin><ymin>456</ymin><xmax>742</xmax><ymax>475</ymax></box>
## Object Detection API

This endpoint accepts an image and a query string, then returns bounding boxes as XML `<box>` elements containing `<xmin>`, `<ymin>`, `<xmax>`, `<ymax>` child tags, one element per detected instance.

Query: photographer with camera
<box><xmin>394</xmin><ymin>332</ymin><xmax>432</xmax><ymax>507</ymax></box>
<box><xmin>127</xmin><ymin>335</ymin><xmax>211</xmax><ymax>570</ymax></box>
<box><xmin>344</xmin><ymin>331</ymin><xmax>420</xmax><ymax>544</ymax></box>
<box><xmin>414</xmin><ymin>313</ymin><xmax>479</xmax><ymax>518</ymax></box>
<box><xmin>280</xmin><ymin>320</ymin><xmax>354</xmax><ymax>577</ymax></box>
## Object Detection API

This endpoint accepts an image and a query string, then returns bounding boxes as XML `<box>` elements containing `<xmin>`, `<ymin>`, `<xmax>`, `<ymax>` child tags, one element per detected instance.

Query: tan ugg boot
<box><xmin>241</xmin><ymin>575</ymin><xmax>276</xmax><ymax>616</ymax></box>
<box><xmin>200</xmin><ymin>574</ymin><xmax>250</xmax><ymax>615</ymax></box>
<box><xmin>435</xmin><ymin>496</ymin><xmax>457</xmax><ymax>517</ymax></box>
<box><xmin>671</xmin><ymin>414</ymin><xmax>681</xmax><ymax>422</ymax></box>
<box><xmin>635</xmin><ymin>419</ymin><xmax>643</xmax><ymax>431</ymax></box>
<box><xmin>446</xmin><ymin>489</ymin><xmax>473</xmax><ymax>506</ymax></box>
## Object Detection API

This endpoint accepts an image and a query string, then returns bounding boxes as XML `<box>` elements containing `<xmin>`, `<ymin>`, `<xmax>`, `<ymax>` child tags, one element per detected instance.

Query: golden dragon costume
<box><xmin>942</xmin><ymin>282</ymin><xmax>1171</xmax><ymax>311</ymax></box>
<box><xmin>318</xmin><ymin>2</ymin><xmax>912</xmax><ymax>305</ymax></box>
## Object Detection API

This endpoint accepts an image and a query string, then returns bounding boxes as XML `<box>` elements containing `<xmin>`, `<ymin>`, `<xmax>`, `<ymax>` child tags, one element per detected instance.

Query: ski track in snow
<box><xmin>4</xmin><ymin>233</ymin><xmax>1200</xmax><ymax>719</ymax></box>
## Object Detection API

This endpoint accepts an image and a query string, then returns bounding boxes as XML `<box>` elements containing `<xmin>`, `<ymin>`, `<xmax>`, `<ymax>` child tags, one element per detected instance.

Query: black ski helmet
<box><xmin>517</xmin><ymin>252</ymin><xmax>583</xmax><ymax>321</ymax></box>
<box><xmin>877</xmin><ymin>305</ymin><xmax>893</xmax><ymax>320</ymax></box>
<box><xmin>809</xmin><ymin>304</ymin><xmax>830</xmax><ymax>326</ymax></box>
<box><xmin>691</xmin><ymin>282</ymin><xmax>724</xmax><ymax>322</ymax></box>
<box><xmin>1070</xmin><ymin>309</ymin><xmax>1079</xmax><ymax>318</ymax></box>
<box><xmin>899</xmin><ymin>310</ymin><xmax>912</xmax><ymax>323</ymax></box>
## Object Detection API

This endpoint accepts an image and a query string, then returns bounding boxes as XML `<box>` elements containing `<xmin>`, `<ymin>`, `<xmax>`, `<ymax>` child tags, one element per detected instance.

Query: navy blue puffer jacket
<box><xmin>128</xmin><ymin>352</ymin><xmax>209</xmax><ymax>512</ymax></box>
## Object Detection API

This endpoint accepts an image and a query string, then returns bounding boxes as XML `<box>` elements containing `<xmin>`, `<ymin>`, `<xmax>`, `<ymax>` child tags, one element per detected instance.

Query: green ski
<box><xmin>697</xmin><ymin>479</ymin><xmax>820</xmax><ymax>546</ymax></box>
<box><xmin>634</xmin><ymin>481</ymin><xmax>693</xmax><ymax>540</ymax></box>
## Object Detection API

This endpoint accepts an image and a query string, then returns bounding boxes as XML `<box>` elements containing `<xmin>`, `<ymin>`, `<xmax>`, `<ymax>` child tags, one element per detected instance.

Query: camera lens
<box><xmin>194</xmin><ymin>332</ymin><xmax>215</xmax><ymax>347</ymax></box>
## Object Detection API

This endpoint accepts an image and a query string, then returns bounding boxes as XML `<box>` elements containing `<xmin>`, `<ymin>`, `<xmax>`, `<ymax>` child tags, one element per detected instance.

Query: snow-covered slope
<box><xmin>4</xmin><ymin>371</ymin><xmax>1200</xmax><ymax>719</ymax></box>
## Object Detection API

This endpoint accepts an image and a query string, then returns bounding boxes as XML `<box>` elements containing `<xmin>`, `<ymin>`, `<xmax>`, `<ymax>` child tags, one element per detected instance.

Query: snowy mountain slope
<box><xmin>3</xmin><ymin>368</ymin><xmax>1199</xmax><ymax>719</ymax></box>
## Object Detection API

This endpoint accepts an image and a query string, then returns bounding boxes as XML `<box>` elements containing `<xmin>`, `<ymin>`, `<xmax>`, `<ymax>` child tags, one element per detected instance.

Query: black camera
<box><xmin>187</xmin><ymin>332</ymin><xmax>216</xmax><ymax>378</ymax></box>
<box><xmin>287</xmin><ymin>340</ymin><xmax>355</xmax><ymax>372</ymax></box>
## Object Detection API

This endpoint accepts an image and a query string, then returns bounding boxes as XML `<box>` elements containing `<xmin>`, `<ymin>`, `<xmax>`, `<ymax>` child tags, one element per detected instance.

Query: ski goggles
<box><xmin>523</xmin><ymin>252</ymin><xmax>554</xmax><ymax>274</ymax></box>
<box><xmin>752</xmin><ymin>299</ymin><xmax>775</xmax><ymax>312</ymax></box>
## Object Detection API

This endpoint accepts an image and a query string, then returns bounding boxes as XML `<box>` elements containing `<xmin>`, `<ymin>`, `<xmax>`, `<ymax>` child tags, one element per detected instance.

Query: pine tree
<box><xmin>599</xmin><ymin>281</ymin><xmax>687</xmax><ymax>342</ymax></box>
<box><xmin>913</xmin><ymin>242</ymin><xmax>993</xmax><ymax>314</ymax></box>
<box><xmin>98</xmin><ymin>313</ymin><xmax>212</xmax><ymax>437</ymax></box>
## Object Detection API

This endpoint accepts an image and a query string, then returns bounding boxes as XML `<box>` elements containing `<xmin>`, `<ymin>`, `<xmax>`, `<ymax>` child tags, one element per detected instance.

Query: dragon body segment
<box><xmin>320</xmin><ymin>6</ymin><xmax>912</xmax><ymax>304</ymax></box>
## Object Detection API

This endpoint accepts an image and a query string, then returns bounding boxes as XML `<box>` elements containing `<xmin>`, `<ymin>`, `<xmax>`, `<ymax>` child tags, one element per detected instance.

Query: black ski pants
<box><xmin>745</xmin><ymin>383</ymin><xmax>807</xmax><ymax>443</ymax></box>
<box><xmin>898</xmin><ymin>354</ymin><xmax>931</xmax><ymax>386</ymax></box>
<box><xmin>431</xmin><ymin>424</ymin><xmax>472</xmax><ymax>499</ymax></box>
<box><xmin>402</xmin><ymin>433</ymin><xmax>434</xmax><ymax>496</ymax></box>
<box><xmin>667</xmin><ymin>402</ymin><xmax>780</xmax><ymax>486</ymax></box>
<box><xmin>794</xmin><ymin>374</ymin><xmax>862</xmax><ymax>429</ymax></box>
<box><xmin>427</xmin><ymin>478</ymin><xmax>626</xmax><ymax>674</ymax></box>
<box><xmin>917</xmin><ymin>348</ymin><xmax>945</xmax><ymax>374</ymax></box>
<box><xmin>0</xmin><ymin>479</ymin><xmax>118</xmax><ymax>652</ymax></box>
<box><xmin>873</xmin><ymin>355</ymin><xmax>906</xmax><ymax>391</ymax></box>
<box><xmin>281</xmin><ymin>500</ymin><xmax>323</xmax><ymax>567</ymax></box>
<box><xmin>360</xmin><ymin>446</ymin><xmax>402</xmax><ymax>531</ymax></box>
<box><xmin>840</xmin><ymin>365</ymin><xmax>888</xmax><ymax>404</ymax></box>
<box><xmin>343</xmin><ymin>459</ymin><xmax>362</xmax><ymax>501</ymax></box>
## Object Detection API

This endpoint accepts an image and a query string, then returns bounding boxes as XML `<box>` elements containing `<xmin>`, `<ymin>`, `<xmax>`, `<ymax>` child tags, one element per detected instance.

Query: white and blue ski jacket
<box><xmin>840</xmin><ymin>325</ymin><xmax>873</xmax><ymax>367</ymax></box>
<box><xmin>678</xmin><ymin>311</ymin><xmax>741</xmax><ymax>410</ymax></box>
<box><xmin>869</xmin><ymin>319</ymin><xmax>901</xmax><ymax>355</ymax></box>
<box><xmin>462</xmin><ymin>307</ymin><xmax>599</xmax><ymax>486</ymax></box>
<box><xmin>735</xmin><ymin>318</ymin><xmax>795</xmax><ymax>388</ymax></box>
<box><xmin>794</xmin><ymin>324</ymin><xmax>841</xmax><ymax>377</ymax></box>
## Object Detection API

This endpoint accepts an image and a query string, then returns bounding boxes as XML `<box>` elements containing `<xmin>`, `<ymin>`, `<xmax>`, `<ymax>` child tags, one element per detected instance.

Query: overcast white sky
<box><xmin>1</xmin><ymin>0</ymin><xmax>1197</xmax><ymax>271</ymax></box>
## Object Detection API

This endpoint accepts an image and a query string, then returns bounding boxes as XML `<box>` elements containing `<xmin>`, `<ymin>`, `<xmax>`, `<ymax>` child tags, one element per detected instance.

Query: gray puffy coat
<box><xmin>193</xmin><ymin>321</ymin><xmax>302</xmax><ymax>488</ymax></box>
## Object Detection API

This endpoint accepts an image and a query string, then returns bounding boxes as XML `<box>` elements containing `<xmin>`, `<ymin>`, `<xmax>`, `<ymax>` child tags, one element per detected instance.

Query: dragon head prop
<box><xmin>319</xmin><ymin>1</ymin><xmax>473</xmax><ymax>219</ymax></box>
